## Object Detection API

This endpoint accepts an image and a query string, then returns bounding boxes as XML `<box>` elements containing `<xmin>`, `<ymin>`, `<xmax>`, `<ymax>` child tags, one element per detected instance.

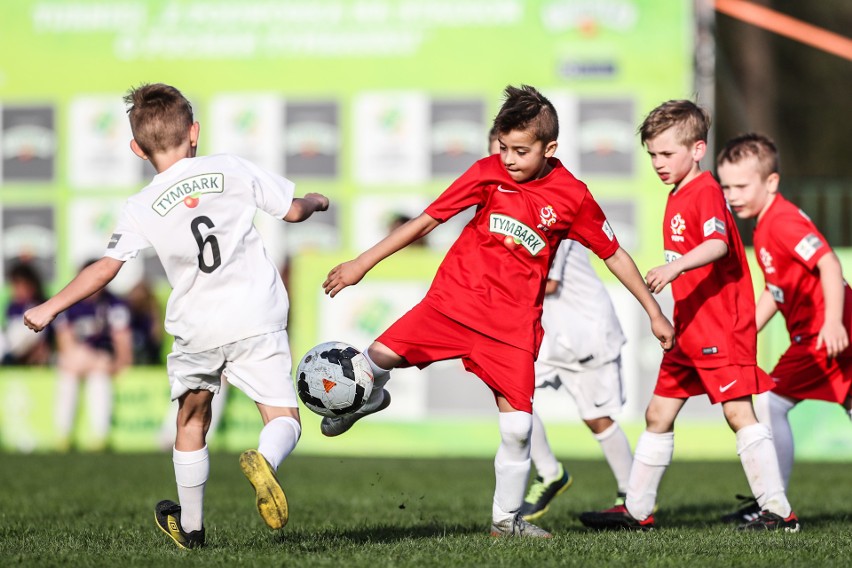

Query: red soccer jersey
<box><xmin>662</xmin><ymin>171</ymin><xmax>757</xmax><ymax>367</ymax></box>
<box><xmin>423</xmin><ymin>155</ymin><xmax>620</xmax><ymax>354</ymax></box>
<box><xmin>753</xmin><ymin>194</ymin><xmax>852</xmax><ymax>341</ymax></box>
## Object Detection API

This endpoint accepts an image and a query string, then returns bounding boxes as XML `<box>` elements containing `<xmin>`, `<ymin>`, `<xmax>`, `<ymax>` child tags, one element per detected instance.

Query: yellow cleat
<box><xmin>239</xmin><ymin>450</ymin><xmax>289</xmax><ymax>530</ymax></box>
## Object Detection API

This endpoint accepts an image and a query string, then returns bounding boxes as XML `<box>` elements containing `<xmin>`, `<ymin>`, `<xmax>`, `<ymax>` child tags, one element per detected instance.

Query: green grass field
<box><xmin>1</xmin><ymin>453</ymin><xmax>849</xmax><ymax>567</ymax></box>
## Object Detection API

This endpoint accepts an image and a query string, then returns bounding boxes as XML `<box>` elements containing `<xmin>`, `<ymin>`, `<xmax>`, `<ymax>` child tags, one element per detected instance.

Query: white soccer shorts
<box><xmin>534</xmin><ymin>357</ymin><xmax>625</xmax><ymax>420</ymax></box>
<box><xmin>167</xmin><ymin>329</ymin><xmax>297</xmax><ymax>408</ymax></box>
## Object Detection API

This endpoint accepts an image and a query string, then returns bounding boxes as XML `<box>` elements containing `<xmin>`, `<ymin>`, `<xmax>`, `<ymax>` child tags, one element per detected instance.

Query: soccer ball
<box><xmin>295</xmin><ymin>341</ymin><xmax>374</xmax><ymax>417</ymax></box>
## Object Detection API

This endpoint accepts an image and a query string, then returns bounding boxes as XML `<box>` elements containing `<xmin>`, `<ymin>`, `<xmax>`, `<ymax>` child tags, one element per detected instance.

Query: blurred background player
<box><xmin>24</xmin><ymin>83</ymin><xmax>329</xmax><ymax>549</ymax></box>
<box><xmin>520</xmin><ymin>239</ymin><xmax>631</xmax><ymax>521</ymax></box>
<box><xmin>488</xmin><ymin>131</ymin><xmax>633</xmax><ymax>520</ymax></box>
<box><xmin>322</xmin><ymin>85</ymin><xmax>674</xmax><ymax>538</ymax></box>
<box><xmin>718</xmin><ymin>133</ymin><xmax>851</xmax><ymax>522</ymax></box>
<box><xmin>580</xmin><ymin>100</ymin><xmax>797</xmax><ymax>532</ymax></box>
<box><xmin>2</xmin><ymin>262</ymin><xmax>53</xmax><ymax>366</ymax></box>
<box><xmin>53</xmin><ymin>260</ymin><xmax>132</xmax><ymax>452</ymax></box>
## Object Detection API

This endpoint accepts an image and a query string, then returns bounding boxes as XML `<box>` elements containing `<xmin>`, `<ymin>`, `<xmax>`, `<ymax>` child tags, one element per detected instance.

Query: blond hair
<box><xmin>124</xmin><ymin>83</ymin><xmax>194</xmax><ymax>156</ymax></box>
<box><xmin>639</xmin><ymin>100</ymin><xmax>710</xmax><ymax>146</ymax></box>
<box><xmin>717</xmin><ymin>133</ymin><xmax>780</xmax><ymax>179</ymax></box>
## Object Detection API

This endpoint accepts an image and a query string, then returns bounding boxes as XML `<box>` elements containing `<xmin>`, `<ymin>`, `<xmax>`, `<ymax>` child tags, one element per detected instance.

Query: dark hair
<box><xmin>124</xmin><ymin>83</ymin><xmax>194</xmax><ymax>157</ymax></box>
<box><xmin>639</xmin><ymin>100</ymin><xmax>710</xmax><ymax>146</ymax></box>
<box><xmin>8</xmin><ymin>262</ymin><xmax>46</xmax><ymax>303</ymax></box>
<box><xmin>493</xmin><ymin>85</ymin><xmax>558</xmax><ymax>143</ymax></box>
<box><xmin>717</xmin><ymin>133</ymin><xmax>780</xmax><ymax>179</ymax></box>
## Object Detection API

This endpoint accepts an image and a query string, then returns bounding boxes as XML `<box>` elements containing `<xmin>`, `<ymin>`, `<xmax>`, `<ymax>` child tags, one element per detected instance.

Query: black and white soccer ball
<box><xmin>296</xmin><ymin>341</ymin><xmax>374</xmax><ymax>417</ymax></box>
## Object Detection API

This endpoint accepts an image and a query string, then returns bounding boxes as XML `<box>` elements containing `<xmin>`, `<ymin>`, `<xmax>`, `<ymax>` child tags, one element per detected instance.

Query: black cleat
<box><xmin>738</xmin><ymin>510</ymin><xmax>800</xmax><ymax>532</ymax></box>
<box><xmin>579</xmin><ymin>504</ymin><xmax>655</xmax><ymax>531</ymax></box>
<box><xmin>519</xmin><ymin>464</ymin><xmax>573</xmax><ymax>521</ymax></box>
<box><xmin>154</xmin><ymin>500</ymin><xmax>205</xmax><ymax>549</ymax></box>
<box><xmin>721</xmin><ymin>494</ymin><xmax>761</xmax><ymax>524</ymax></box>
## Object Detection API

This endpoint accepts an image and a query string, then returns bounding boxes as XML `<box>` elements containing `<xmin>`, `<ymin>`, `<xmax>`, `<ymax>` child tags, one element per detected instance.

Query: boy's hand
<box><xmin>651</xmin><ymin>313</ymin><xmax>675</xmax><ymax>350</ymax></box>
<box><xmin>23</xmin><ymin>304</ymin><xmax>56</xmax><ymax>333</ymax></box>
<box><xmin>305</xmin><ymin>192</ymin><xmax>329</xmax><ymax>211</ymax></box>
<box><xmin>323</xmin><ymin>259</ymin><xmax>368</xmax><ymax>298</ymax></box>
<box><xmin>645</xmin><ymin>264</ymin><xmax>680</xmax><ymax>294</ymax></box>
<box><xmin>816</xmin><ymin>320</ymin><xmax>849</xmax><ymax>358</ymax></box>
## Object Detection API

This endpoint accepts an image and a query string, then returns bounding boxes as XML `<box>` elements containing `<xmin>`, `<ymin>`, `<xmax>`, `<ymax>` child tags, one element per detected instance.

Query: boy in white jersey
<box><xmin>520</xmin><ymin>239</ymin><xmax>633</xmax><ymax>520</ymax></box>
<box><xmin>23</xmin><ymin>83</ymin><xmax>328</xmax><ymax>549</ymax></box>
<box><xmin>487</xmin><ymin>133</ymin><xmax>633</xmax><ymax>520</ymax></box>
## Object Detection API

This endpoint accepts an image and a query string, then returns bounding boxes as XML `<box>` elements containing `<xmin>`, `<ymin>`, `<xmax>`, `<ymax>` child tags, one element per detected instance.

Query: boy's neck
<box><xmin>672</xmin><ymin>164</ymin><xmax>703</xmax><ymax>193</ymax></box>
<box><xmin>151</xmin><ymin>143</ymin><xmax>197</xmax><ymax>173</ymax></box>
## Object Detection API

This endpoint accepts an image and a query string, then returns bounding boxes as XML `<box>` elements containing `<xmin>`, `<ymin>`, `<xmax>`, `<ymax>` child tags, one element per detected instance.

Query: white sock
<box><xmin>173</xmin><ymin>446</ymin><xmax>209</xmax><ymax>532</ymax></box>
<box><xmin>594</xmin><ymin>422</ymin><xmax>633</xmax><ymax>495</ymax></box>
<box><xmin>86</xmin><ymin>371</ymin><xmax>112</xmax><ymax>442</ymax></box>
<box><xmin>755</xmin><ymin>392</ymin><xmax>796</xmax><ymax>489</ymax></box>
<box><xmin>492</xmin><ymin>412</ymin><xmax>532</xmax><ymax>522</ymax></box>
<box><xmin>625</xmin><ymin>431</ymin><xmax>673</xmax><ymax>521</ymax></box>
<box><xmin>258</xmin><ymin>416</ymin><xmax>301</xmax><ymax>471</ymax></box>
<box><xmin>55</xmin><ymin>371</ymin><xmax>80</xmax><ymax>439</ymax></box>
<box><xmin>529</xmin><ymin>411</ymin><xmax>561</xmax><ymax>481</ymax></box>
<box><xmin>363</xmin><ymin>347</ymin><xmax>391</xmax><ymax>403</ymax></box>
<box><xmin>737</xmin><ymin>423</ymin><xmax>791</xmax><ymax>517</ymax></box>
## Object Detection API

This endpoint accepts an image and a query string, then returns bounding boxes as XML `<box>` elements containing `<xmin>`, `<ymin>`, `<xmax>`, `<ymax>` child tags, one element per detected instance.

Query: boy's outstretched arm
<box><xmin>284</xmin><ymin>193</ymin><xmax>329</xmax><ymax>222</ymax></box>
<box><xmin>645</xmin><ymin>239</ymin><xmax>727</xmax><ymax>294</ymax></box>
<box><xmin>24</xmin><ymin>257</ymin><xmax>124</xmax><ymax>332</ymax></box>
<box><xmin>324</xmin><ymin>212</ymin><xmax>440</xmax><ymax>298</ymax></box>
<box><xmin>604</xmin><ymin>247</ymin><xmax>675</xmax><ymax>350</ymax></box>
<box><xmin>815</xmin><ymin>251</ymin><xmax>849</xmax><ymax>357</ymax></box>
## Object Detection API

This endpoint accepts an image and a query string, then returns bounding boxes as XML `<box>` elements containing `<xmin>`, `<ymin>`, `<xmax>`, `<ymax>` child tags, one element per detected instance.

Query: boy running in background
<box><xmin>24</xmin><ymin>83</ymin><xmax>329</xmax><ymax>549</ymax></box>
<box><xmin>580</xmin><ymin>100</ymin><xmax>798</xmax><ymax>532</ymax></box>
<box><xmin>717</xmin><ymin>133</ymin><xmax>851</xmax><ymax>522</ymax></box>
<box><xmin>489</xmin><ymin>131</ymin><xmax>633</xmax><ymax>520</ymax></box>
<box><xmin>322</xmin><ymin>85</ymin><xmax>674</xmax><ymax>537</ymax></box>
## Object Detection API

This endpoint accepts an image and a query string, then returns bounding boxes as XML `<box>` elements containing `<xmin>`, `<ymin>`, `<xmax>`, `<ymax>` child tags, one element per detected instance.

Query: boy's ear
<box><xmin>544</xmin><ymin>140</ymin><xmax>558</xmax><ymax>158</ymax></box>
<box><xmin>130</xmin><ymin>139</ymin><xmax>148</xmax><ymax>160</ymax></box>
<box><xmin>766</xmin><ymin>172</ymin><xmax>780</xmax><ymax>194</ymax></box>
<box><xmin>691</xmin><ymin>139</ymin><xmax>707</xmax><ymax>162</ymax></box>
<box><xmin>190</xmin><ymin>121</ymin><xmax>200</xmax><ymax>147</ymax></box>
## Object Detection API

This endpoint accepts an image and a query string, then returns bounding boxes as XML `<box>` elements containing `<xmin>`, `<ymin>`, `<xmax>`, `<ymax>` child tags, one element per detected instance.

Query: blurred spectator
<box><xmin>53</xmin><ymin>261</ymin><xmax>133</xmax><ymax>451</ymax></box>
<box><xmin>2</xmin><ymin>262</ymin><xmax>53</xmax><ymax>366</ymax></box>
<box><xmin>126</xmin><ymin>280</ymin><xmax>163</xmax><ymax>365</ymax></box>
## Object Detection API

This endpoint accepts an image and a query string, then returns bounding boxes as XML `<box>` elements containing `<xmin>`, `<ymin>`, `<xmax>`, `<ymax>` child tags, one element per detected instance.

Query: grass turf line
<box><xmin>0</xmin><ymin>454</ymin><xmax>850</xmax><ymax>567</ymax></box>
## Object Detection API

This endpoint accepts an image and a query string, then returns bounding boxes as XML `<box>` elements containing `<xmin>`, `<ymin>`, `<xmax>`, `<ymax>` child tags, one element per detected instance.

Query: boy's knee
<box><xmin>498</xmin><ymin>411</ymin><xmax>532</xmax><ymax>447</ymax></box>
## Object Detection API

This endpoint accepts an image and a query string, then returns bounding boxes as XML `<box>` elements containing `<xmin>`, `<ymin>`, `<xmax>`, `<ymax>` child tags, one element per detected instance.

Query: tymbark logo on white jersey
<box><xmin>152</xmin><ymin>173</ymin><xmax>225</xmax><ymax>217</ymax></box>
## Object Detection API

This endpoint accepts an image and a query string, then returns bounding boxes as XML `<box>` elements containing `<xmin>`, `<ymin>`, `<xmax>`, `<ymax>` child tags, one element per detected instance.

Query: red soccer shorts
<box><xmin>770</xmin><ymin>342</ymin><xmax>852</xmax><ymax>403</ymax></box>
<box><xmin>376</xmin><ymin>302</ymin><xmax>535</xmax><ymax>412</ymax></box>
<box><xmin>655</xmin><ymin>355</ymin><xmax>775</xmax><ymax>404</ymax></box>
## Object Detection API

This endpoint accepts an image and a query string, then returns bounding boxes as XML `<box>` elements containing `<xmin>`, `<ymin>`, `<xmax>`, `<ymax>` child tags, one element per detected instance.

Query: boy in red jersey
<box><xmin>322</xmin><ymin>85</ymin><xmax>675</xmax><ymax>538</ymax></box>
<box><xmin>580</xmin><ymin>101</ymin><xmax>798</xmax><ymax>532</ymax></box>
<box><xmin>717</xmin><ymin>133</ymin><xmax>851</xmax><ymax>521</ymax></box>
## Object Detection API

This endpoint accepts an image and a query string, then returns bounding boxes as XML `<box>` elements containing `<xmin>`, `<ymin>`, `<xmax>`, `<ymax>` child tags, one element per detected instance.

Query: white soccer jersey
<box><xmin>104</xmin><ymin>154</ymin><xmax>294</xmax><ymax>353</ymax></box>
<box><xmin>536</xmin><ymin>240</ymin><xmax>626</xmax><ymax>371</ymax></box>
